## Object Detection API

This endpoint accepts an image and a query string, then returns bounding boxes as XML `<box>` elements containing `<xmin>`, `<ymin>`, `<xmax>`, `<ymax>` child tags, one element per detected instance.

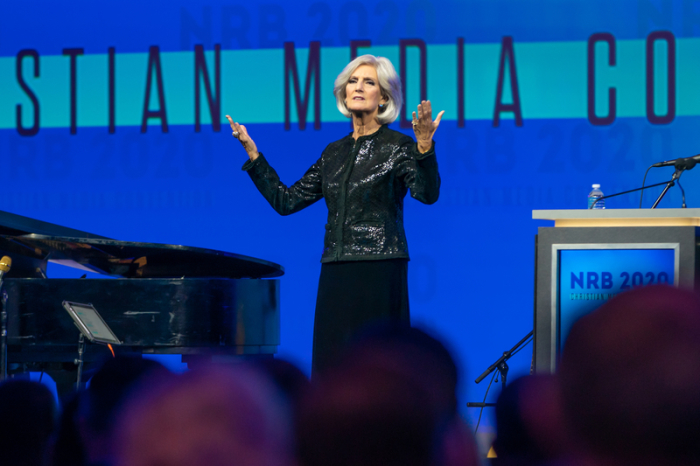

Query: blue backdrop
<box><xmin>2</xmin><ymin>0</ymin><xmax>698</xmax><ymax>439</ymax></box>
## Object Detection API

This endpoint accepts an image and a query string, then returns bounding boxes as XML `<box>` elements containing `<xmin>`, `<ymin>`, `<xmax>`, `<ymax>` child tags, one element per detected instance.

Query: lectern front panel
<box><xmin>535</xmin><ymin>226</ymin><xmax>698</xmax><ymax>373</ymax></box>
<box><xmin>555</xmin><ymin>246</ymin><xmax>677</xmax><ymax>366</ymax></box>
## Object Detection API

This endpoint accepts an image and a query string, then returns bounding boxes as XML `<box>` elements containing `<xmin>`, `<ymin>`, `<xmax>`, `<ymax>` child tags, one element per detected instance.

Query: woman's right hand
<box><xmin>226</xmin><ymin>115</ymin><xmax>259</xmax><ymax>161</ymax></box>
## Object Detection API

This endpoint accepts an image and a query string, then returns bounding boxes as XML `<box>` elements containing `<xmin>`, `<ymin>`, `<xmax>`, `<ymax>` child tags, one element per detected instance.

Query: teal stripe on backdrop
<box><xmin>0</xmin><ymin>38</ymin><xmax>697</xmax><ymax>129</ymax></box>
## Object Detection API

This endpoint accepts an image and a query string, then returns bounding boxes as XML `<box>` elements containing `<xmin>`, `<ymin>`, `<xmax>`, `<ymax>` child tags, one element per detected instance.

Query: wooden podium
<box><xmin>533</xmin><ymin>209</ymin><xmax>700</xmax><ymax>372</ymax></box>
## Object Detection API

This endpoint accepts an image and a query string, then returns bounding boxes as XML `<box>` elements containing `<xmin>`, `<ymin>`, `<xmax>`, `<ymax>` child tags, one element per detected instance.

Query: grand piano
<box><xmin>0</xmin><ymin>210</ymin><xmax>283</xmax><ymax>395</ymax></box>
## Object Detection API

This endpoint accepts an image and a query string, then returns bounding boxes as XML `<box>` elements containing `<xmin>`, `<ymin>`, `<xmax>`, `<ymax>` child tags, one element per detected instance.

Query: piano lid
<box><xmin>0</xmin><ymin>211</ymin><xmax>283</xmax><ymax>279</ymax></box>
<box><xmin>0</xmin><ymin>209</ymin><xmax>109</xmax><ymax>239</ymax></box>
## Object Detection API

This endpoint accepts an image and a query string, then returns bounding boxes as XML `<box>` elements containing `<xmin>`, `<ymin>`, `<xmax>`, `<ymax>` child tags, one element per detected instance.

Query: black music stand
<box><xmin>62</xmin><ymin>301</ymin><xmax>122</xmax><ymax>389</ymax></box>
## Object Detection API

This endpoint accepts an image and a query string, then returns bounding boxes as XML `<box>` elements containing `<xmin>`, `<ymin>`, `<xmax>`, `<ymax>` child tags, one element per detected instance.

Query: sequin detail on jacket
<box><xmin>242</xmin><ymin>125</ymin><xmax>440</xmax><ymax>263</ymax></box>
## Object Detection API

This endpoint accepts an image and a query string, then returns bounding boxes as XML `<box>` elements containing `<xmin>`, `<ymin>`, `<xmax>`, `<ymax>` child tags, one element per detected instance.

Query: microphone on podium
<box><xmin>652</xmin><ymin>154</ymin><xmax>700</xmax><ymax>169</ymax></box>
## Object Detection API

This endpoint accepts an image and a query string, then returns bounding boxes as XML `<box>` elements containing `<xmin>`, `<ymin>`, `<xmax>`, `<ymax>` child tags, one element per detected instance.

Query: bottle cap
<box><xmin>592</xmin><ymin>184</ymin><xmax>600</xmax><ymax>188</ymax></box>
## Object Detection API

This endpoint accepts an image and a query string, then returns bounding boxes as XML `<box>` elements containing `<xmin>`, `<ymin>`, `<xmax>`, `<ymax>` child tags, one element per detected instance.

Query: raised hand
<box><xmin>411</xmin><ymin>101</ymin><xmax>444</xmax><ymax>154</ymax></box>
<box><xmin>226</xmin><ymin>115</ymin><xmax>259</xmax><ymax>161</ymax></box>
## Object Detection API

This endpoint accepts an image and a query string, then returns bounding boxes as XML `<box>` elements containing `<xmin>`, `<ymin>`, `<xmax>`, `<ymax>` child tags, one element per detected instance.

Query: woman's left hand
<box><xmin>412</xmin><ymin>100</ymin><xmax>444</xmax><ymax>153</ymax></box>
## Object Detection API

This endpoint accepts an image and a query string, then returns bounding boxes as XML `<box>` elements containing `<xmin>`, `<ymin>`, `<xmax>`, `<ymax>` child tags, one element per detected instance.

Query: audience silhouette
<box><xmin>0</xmin><ymin>379</ymin><xmax>56</xmax><ymax>466</ymax></box>
<box><xmin>559</xmin><ymin>285</ymin><xmax>700</xmax><ymax>466</ymax></box>
<box><xmin>8</xmin><ymin>285</ymin><xmax>700</xmax><ymax>466</ymax></box>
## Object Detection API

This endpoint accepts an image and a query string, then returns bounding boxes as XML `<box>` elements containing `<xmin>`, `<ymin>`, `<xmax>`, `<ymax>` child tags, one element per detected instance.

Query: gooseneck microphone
<box><xmin>652</xmin><ymin>154</ymin><xmax>700</xmax><ymax>169</ymax></box>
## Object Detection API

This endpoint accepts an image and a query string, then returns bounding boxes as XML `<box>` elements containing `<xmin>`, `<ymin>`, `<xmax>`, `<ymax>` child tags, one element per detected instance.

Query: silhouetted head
<box><xmin>299</xmin><ymin>327</ymin><xmax>478</xmax><ymax>466</ymax></box>
<box><xmin>79</xmin><ymin>356</ymin><xmax>171</xmax><ymax>465</ymax></box>
<box><xmin>115</xmin><ymin>364</ymin><xmax>293</xmax><ymax>466</ymax></box>
<box><xmin>493</xmin><ymin>374</ymin><xmax>567</xmax><ymax>463</ymax></box>
<box><xmin>82</xmin><ymin>356</ymin><xmax>170</xmax><ymax>436</ymax></box>
<box><xmin>0</xmin><ymin>379</ymin><xmax>56</xmax><ymax>466</ymax></box>
<box><xmin>297</xmin><ymin>365</ymin><xmax>437</xmax><ymax>466</ymax></box>
<box><xmin>342</xmin><ymin>324</ymin><xmax>459</xmax><ymax>419</ymax></box>
<box><xmin>559</xmin><ymin>285</ymin><xmax>700</xmax><ymax>465</ymax></box>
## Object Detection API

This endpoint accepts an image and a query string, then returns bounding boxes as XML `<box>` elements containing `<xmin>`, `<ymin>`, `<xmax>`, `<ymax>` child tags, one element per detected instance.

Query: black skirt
<box><xmin>311</xmin><ymin>259</ymin><xmax>410</xmax><ymax>375</ymax></box>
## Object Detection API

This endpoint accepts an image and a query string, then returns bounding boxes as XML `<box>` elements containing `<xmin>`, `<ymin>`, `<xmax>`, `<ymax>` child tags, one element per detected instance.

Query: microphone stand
<box><xmin>75</xmin><ymin>334</ymin><xmax>85</xmax><ymax>390</ymax></box>
<box><xmin>466</xmin><ymin>331</ymin><xmax>533</xmax><ymax>410</ymax></box>
<box><xmin>650</xmin><ymin>175</ymin><xmax>678</xmax><ymax>209</ymax></box>
<box><xmin>475</xmin><ymin>330</ymin><xmax>533</xmax><ymax>389</ymax></box>
<box><xmin>651</xmin><ymin>161</ymin><xmax>694</xmax><ymax>209</ymax></box>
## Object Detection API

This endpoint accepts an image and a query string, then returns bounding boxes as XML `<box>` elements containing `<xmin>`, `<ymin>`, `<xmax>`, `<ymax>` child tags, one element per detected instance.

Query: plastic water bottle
<box><xmin>588</xmin><ymin>184</ymin><xmax>605</xmax><ymax>209</ymax></box>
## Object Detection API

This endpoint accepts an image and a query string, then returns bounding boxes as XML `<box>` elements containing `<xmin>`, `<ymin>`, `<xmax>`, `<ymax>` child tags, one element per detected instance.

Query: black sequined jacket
<box><xmin>242</xmin><ymin>125</ymin><xmax>440</xmax><ymax>263</ymax></box>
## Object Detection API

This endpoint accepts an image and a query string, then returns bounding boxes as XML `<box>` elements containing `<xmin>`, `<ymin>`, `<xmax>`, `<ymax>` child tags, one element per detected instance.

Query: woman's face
<box><xmin>345</xmin><ymin>65</ymin><xmax>386</xmax><ymax>116</ymax></box>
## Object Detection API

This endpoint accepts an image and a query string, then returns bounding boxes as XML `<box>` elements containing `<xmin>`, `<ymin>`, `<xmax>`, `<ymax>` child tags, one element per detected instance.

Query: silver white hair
<box><xmin>333</xmin><ymin>54</ymin><xmax>403</xmax><ymax>124</ymax></box>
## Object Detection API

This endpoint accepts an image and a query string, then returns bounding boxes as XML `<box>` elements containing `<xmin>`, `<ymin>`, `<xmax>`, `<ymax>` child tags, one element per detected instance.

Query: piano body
<box><xmin>0</xmin><ymin>210</ymin><xmax>283</xmax><ymax>394</ymax></box>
